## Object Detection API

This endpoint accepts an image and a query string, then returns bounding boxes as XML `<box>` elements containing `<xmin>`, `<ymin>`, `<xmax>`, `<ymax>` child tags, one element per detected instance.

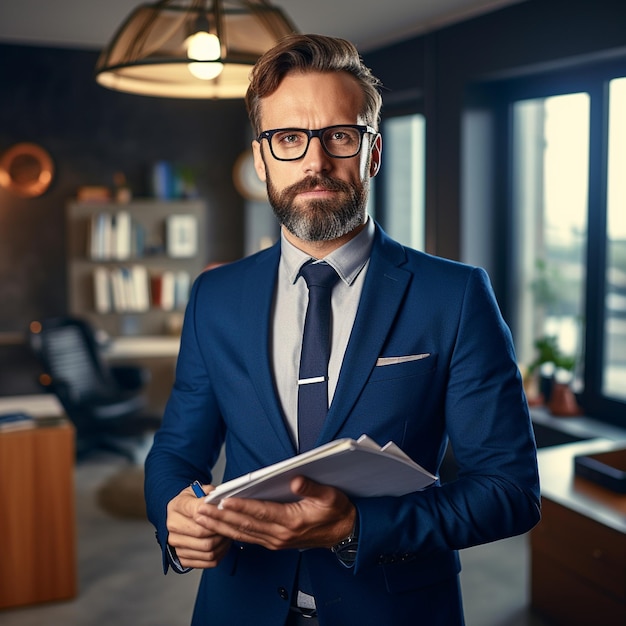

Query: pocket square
<box><xmin>375</xmin><ymin>354</ymin><xmax>431</xmax><ymax>366</ymax></box>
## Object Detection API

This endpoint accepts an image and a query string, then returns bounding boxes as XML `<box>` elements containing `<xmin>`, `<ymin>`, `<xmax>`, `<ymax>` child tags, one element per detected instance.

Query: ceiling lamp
<box><xmin>95</xmin><ymin>0</ymin><xmax>297</xmax><ymax>99</ymax></box>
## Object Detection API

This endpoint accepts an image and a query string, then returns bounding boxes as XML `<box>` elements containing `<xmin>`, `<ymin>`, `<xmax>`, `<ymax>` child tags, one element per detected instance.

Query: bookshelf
<box><xmin>66</xmin><ymin>199</ymin><xmax>208</xmax><ymax>337</ymax></box>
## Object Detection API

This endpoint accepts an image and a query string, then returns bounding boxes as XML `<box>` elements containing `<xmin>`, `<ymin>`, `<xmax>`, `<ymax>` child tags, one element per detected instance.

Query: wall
<box><xmin>0</xmin><ymin>43</ymin><xmax>249</xmax><ymax>393</ymax></box>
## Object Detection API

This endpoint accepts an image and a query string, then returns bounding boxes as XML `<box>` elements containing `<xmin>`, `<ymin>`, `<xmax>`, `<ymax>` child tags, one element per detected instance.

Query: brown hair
<box><xmin>245</xmin><ymin>34</ymin><xmax>383</xmax><ymax>135</ymax></box>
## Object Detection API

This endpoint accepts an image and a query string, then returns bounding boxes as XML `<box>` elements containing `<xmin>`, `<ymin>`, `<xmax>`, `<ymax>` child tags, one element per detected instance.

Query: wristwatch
<box><xmin>331</xmin><ymin>524</ymin><xmax>359</xmax><ymax>568</ymax></box>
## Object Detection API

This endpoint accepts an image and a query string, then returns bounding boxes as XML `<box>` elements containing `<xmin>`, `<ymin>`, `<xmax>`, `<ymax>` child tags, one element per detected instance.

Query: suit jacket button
<box><xmin>278</xmin><ymin>587</ymin><xmax>289</xmax><ymax>601</ymax></box>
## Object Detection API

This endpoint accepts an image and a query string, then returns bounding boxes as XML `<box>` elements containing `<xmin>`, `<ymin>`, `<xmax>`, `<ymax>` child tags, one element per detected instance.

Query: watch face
<box><xmin>233</xmin><ymin>149</ymin><xmax>267</xmax><ymax>201</ymax></box>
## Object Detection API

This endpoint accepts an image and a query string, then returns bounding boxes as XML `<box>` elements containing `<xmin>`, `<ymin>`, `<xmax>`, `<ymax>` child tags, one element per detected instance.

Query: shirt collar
<box><xmin>281</xmin><ymin>218</ymin><xmax>375</xmax><ymax>286</ymax></box>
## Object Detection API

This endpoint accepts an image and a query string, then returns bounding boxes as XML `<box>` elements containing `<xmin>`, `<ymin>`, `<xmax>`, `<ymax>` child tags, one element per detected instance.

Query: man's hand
<box><xmin>166</xmin><ymin>484</ymin><xmax>232</xmax><ymax>569</ymax></box>
<box><xmin>197</xmin><ymin>476</ymin><xmax>357</xmax><ymax>551</ymax></box>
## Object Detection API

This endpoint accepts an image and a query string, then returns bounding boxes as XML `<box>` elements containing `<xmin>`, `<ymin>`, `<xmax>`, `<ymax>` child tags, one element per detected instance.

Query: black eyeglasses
<box><xmin>256</xmin><ymin>124</ymin><xmax>377</xmax><ymax>161</ymax></box>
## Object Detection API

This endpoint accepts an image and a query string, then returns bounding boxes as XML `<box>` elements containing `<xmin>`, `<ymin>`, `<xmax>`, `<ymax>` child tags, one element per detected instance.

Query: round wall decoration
<box><xmin>233</xmin><ymin>149</ymin><xmax>267</xmax><ymax>201</ymax></box>
<box><xmin>0</xmin><ymin>142</ymin><xmax>54</xmax><ymax>198</ymax></box>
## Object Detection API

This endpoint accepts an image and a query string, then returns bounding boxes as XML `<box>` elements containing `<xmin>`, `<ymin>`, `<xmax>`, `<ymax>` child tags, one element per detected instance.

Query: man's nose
<box><xmin>302</xmin><ymin>136</ymin><xmax>332</xmax><ymax>173</ymax></box>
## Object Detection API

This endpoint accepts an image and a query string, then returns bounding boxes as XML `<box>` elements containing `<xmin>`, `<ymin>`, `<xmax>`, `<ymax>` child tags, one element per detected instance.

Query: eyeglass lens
<box><xmin>270</xmin><ymin>126</ymin><xmax>364</xmax><ymax>160</ymax></box>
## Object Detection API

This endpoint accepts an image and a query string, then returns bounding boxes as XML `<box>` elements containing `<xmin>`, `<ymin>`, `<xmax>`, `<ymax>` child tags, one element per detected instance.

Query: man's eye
<box><xmin>277</xmin><ymin>133</ymin><xmax>304</xmax><ymax>145</ymax></box>
<box><xmin>328</xmin><ymin>130</ymin><xmax>356</xmax><ymax>144</ymax></box>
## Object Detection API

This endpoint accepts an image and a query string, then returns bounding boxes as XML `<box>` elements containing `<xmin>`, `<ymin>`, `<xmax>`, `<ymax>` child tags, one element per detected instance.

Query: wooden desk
<box><xmin>0</xmin><ymin>420</ymin><xmax>77</xmax><ymax>609</ymax></box>
<box><xmin>531</xmin><ymin>439</ymin><xmax>626</xmax><ymax>625</ymax></box>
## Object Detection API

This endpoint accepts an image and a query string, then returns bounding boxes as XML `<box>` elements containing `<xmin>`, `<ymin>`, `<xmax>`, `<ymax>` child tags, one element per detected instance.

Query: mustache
<box><xmin>284</xmin><ymin>175</ymin><xmax>353</xmax><ymax>195</ymax></box>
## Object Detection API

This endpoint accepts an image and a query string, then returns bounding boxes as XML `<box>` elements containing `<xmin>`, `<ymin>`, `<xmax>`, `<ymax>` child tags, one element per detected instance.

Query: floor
<box><xmin>1</xmin><ymin>453</ymin><xmax>552</xmax><ymax>626</ymax></box>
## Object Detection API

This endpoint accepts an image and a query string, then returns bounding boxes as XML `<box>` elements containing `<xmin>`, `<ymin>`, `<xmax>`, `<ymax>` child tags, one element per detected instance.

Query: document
<box><xmin>205</xmin><ymin>435</ymin><xmax>437</xmax><ymax>505</ymax></box>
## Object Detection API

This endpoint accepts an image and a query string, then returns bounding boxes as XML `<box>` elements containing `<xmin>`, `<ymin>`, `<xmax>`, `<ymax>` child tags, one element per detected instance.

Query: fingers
<box><xmin>199</xmin><ymin>501</ymin><xmax>291</xmax><ymax>549</ymax></box>
<box><xmin>166</xmin><ymin>484</ymin><xmax>232</xmax><ymax>568</ymax></box>
<box><xmin>167</xmin><ymin>484</ymin><xmax>221</xmax><ymax>536</ymax></box>
<box><xmin>173</xmin><ymin>534</ymin><xmax>232</xmax><ymax>569</ymax></box>
<box><xmin>198</xmin><ymin>479</ymin><xmax>356</xmax><ymax>551</ymax></box>
<box><xmin>289</xmin><ymin>475</ymin><xmax>335</xmax><ymax>501</ymax></box>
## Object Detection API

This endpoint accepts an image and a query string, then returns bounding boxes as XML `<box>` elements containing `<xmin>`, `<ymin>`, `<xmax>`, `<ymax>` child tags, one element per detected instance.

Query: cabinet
<box><xmin>66</xmin><ymin>200</ymin><xmax>208</xmax><ymax>336</ymax></box>
<box><xmin>530</xmin><ymin>440</ymin><xmax>626</xmax><ymax>625</ymax></box>
<box><xmin>0</xmin><ymin>420</ymin><xmax>76</xmax><ymax>608</ymax></box>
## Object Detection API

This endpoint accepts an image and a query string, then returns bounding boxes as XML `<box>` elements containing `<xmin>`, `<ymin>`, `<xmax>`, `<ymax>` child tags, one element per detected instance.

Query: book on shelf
<box><xmin>174</xmin><ymin>270</ymin><xmax>191</xmax><ymax>309</ymax></box>
<box><xmin>93</xmin><ymin>266</ymin><xmax>112</xmax><ymax>313</ymax></box>
<box><xmin>114</xmin><ymin>210</ymin><xmax>132</xmax><ymax>260</ymax></box>
<box><xmin>205</xmin><ymin>435</ymin><xmax>437</xmax><ymax>505</ymax></box>
<box><xmin>92</xmin><ymin>266</ymin><xmax>191</xmax><ymax>314</ymax></box>
<box><xmin>94</xmin><ymin>265</ymin><xmax>151</xmax><ymax>313</ymax></box>
<box><xmin>150</xmin><ymin>270</ymin><xmax>190</xmax><ymax>311</ymax></box>
<box><xmin>130</xmin><ymin>265</ymin><xmax>150</xmax><ymax>311</ymax></box>
<box><xmin>88</xmin><ymin>210</ymin><xmax>135</xmax><ymax>260</ymax></box>
<box><xmin>151</xmin><ymin>270</ymin><xmax>175</xmax><ymax>311</ymax></box>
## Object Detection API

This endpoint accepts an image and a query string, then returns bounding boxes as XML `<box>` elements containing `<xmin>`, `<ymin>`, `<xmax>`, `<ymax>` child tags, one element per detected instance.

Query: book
<box><xmin>130</xmin><ymin>265</ymin><xmax>150</xmax><ymax>312</ymax></box>
<box><xmin>93</xmin><ymin>266</ymin><xmax>111</xmax><ymax>313</ymax></box>
<box><xmin>204</xmin><ymin>435</ymin><xmax>437</xmax><ymax>505</ymax></box>
<box><xmin>159</xmin><ymin>271</ymin><xmax>176</xmax><ymax>311</ymax></box>
<box><xmin>174</xmin><ymin>270</ymin><xmax>191</xmax><ymax>309</ymax></box>
<box><xmin>114</xmin><ymin>210</ymin><xmax>132</xmax><ymax>260</ymax></box>
<box><xmin>0</xmin><ymin>412</ymin><xmax>35</xmax><ymax>432</ymax></box>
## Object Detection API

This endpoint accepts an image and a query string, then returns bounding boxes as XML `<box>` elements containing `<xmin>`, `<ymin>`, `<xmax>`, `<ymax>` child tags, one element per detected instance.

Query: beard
<box><xmin>266</xmin><ymin>171</ymin><xmax>369</xmax><ymax>242</ymax></box>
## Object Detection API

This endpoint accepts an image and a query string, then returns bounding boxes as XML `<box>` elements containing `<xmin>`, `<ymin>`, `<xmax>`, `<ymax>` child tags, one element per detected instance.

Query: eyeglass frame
<box><xmin>256</xmin><ymin>124</ymin><xmax>378</xmax><ymax>161</ymax></box>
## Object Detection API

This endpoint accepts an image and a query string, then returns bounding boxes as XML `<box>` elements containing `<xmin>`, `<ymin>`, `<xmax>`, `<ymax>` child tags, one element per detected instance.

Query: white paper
<box><xmin>205</xmin><ymin>435</ymin><xmax>437</xmax><ymax>504</ymax></box>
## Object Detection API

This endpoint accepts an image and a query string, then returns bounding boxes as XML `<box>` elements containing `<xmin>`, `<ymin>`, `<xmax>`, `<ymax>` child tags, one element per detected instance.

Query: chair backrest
<box><xmin>30</xmin><ymin>317</ymin><xmax>114</xmax><ymax>403</ymax></box>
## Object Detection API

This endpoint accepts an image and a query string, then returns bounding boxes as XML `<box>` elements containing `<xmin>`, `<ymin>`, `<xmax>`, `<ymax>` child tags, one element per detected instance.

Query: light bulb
<box><xmin>186</xmin><ymin>31</ymin><xmax>224</xmax><ymax>80</ymax></box>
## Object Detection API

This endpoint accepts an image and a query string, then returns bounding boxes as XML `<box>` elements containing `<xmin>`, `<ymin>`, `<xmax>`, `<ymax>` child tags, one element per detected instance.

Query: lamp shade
<box><xmin>95</xmin><ymin>0</ymin><xmax>297</xmax><ymax>99</ymax></box>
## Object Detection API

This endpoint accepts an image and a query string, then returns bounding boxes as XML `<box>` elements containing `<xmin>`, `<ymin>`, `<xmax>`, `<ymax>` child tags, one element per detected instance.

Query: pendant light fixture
<box><xmin>95</xmin><ymin>0</ymin><xmax>297</xmax><ymax>99</ymax></box>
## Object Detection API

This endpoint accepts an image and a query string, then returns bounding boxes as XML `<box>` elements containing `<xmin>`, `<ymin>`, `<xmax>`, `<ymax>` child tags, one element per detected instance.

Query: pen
<box><xmin>191</xmin><ymin>480</ymin><xmax>206</xmax><ymax>498</ymax></box>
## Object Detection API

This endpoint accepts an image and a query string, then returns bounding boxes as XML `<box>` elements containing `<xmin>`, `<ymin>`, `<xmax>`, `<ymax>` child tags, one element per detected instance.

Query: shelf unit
<box><xmin>66</xmin><ymin>199</ymin><xmax>208</xmax><ymax>337</ymax></box>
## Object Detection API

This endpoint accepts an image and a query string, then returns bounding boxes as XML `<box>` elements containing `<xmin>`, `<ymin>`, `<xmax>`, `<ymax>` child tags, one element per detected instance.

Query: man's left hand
<box><xmin>197</xmin><ymin>476</ymin><xmax>356</xmax><ymax>551</ymax></box>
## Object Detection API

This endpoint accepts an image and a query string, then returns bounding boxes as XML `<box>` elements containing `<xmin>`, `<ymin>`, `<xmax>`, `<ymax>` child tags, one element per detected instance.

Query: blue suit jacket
<box><xmin>145</xmin><ymin>224</ymin><xmax>540</xmax><ymax>626</ymax></box>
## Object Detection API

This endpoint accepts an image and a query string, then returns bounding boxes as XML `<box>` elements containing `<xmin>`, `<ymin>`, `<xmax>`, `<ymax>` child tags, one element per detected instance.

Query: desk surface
<box><xmin>104</xmin><ymin>335</ymin><xmax>180</xmax><ymax>359</ymax></box>
<box><xmin>538</xmin><ymin>439</ymin><xmax>626</xmax><ymax>534</ymax></box>
<box><xmin>0</xmin><ymin>393</ymin><xmax>64</xmax><ymax>417</ymax></box>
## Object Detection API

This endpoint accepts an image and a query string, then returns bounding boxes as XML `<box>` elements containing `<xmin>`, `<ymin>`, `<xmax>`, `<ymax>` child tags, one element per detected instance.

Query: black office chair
<box><xmin>29</xmin><ymin>316</ymin><xmax>162</xmax><ymax>462</ymax></box>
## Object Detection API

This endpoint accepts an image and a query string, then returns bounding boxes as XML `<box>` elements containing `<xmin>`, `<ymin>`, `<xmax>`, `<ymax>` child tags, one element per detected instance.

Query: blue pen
<box><xmin>191</xmin><ymin>480</ymin><xmax>206</xmax><ymax>498</ymax></box>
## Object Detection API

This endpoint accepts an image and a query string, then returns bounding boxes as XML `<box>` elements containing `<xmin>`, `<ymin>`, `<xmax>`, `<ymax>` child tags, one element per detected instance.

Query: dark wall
<box><xmin>0</xmin><ymin>43</ymin><xmax>248</xmax><ymax>393</ymax></box>
<box><xmin>0</xmin><ymin>43</ymin><xmax>248</xmax><ymax>334</ymax></box>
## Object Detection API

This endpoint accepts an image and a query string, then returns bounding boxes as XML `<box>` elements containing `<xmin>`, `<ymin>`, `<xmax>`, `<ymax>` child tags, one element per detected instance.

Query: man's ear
<box><xmin>369</xmin><ymin>133</ymin><xmax>382</xmax><ymax>177</ymax></box>
<box><xmin>252</xmin><ymin>140</ymin><xmax>267</xmax><ymax>182</ymax></box>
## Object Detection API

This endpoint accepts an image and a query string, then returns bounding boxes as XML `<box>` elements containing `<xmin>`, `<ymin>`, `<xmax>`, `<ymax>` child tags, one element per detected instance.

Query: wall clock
<box><xmin>233</xmin><ymin>149</ymin><xmax>267</xmax><ymax>202</ymax></box>
<box><xmin>0</xmin><ymin>143</ymin><xmax>54</xmax><ymax>198</ymax></box>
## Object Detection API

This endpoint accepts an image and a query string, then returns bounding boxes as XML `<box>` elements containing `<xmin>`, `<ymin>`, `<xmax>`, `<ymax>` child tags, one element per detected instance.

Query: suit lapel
<box><xmin>238</xmin><ymin>228</ymin><xmax>411</xmax><ymax>454</ymax></box>
<box><xmin>320</xmin><ymin>229</ymin><xmax>411</xmax><ymax>443</ymax></box>
<box><xmin>241</xmin><ymin>243</ymin><xmax>295</xmax><ymax>456</ymax></box>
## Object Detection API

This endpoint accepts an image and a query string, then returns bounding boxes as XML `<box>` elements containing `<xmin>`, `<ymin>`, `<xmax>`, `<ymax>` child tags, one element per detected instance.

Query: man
<box><xmin>145</xmin><ymin>34</ymin><xmax>540</xmax><ymax>626</ymax></box>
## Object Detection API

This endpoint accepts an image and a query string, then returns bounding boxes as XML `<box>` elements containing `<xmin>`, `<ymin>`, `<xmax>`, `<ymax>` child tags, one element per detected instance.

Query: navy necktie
<box><xmin>297</xmin><ymin>261</ymin><xmax>340</xmax><ymax>452</ymax></box>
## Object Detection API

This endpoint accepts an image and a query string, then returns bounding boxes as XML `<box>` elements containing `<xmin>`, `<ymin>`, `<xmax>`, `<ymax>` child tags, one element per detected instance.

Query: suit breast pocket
<box><xmin>354</xmin><ymin>353</ymin><xmax>443</xmax><ymax>447</ymax></box>
<box><xmin>368</xmin><ymin>353</ymin><xmax>437</xmax><ymax>383</ymax></box>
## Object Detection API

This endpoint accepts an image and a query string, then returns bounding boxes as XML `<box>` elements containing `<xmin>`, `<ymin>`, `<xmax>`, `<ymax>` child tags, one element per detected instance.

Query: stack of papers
<box><xmin>205</xmin><ymin>435</ymin><xmax>437</xmax><ymax>504</ymax></box>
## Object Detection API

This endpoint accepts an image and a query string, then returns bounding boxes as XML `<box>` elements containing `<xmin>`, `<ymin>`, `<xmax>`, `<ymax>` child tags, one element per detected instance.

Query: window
<box><xmin>604</xmin><ymin>77</ymin><xmax>626</xmax><ymax>401</ymax></box>
<box><xmin>501</xmin><ymin>62</ymin><xmax>626</xmax><ymax>426</ymax></box>
<box><xmin>511</xmin><ymin>94</ymin><xmax>589</xmax><ymax>391</ymax></box>
<box><xmin>378</xmin><ymin>114</ymin><xmax>425</xmax><ymax>250</ymax></box>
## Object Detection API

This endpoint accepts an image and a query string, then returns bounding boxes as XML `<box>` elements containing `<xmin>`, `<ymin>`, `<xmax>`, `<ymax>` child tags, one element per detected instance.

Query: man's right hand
<box><xmin>166</xmin><ymin>484</ymin><xmax>232</xmax><ymax>569</ymax></box>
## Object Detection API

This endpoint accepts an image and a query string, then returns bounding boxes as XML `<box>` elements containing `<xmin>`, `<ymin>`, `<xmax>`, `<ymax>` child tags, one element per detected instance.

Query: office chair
<box><xmin>29</xmin><ymin>316</ymin><xmax>162</xmax><ymax>462</ymax></box>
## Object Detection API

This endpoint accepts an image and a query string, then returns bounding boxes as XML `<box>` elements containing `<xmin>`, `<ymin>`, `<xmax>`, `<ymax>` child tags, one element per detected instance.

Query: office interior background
<box><xmin>0</xmin><ymin>1</ymin><xmax>625</xmax><ymax>625</ymax></box>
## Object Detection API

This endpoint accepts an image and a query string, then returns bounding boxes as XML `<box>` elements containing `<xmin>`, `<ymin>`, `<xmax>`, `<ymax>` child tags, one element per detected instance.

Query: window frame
<box><xmin>484</xmin><ymin>59</ymin><xmax>626</xmax><ymax>427</ymax></box>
